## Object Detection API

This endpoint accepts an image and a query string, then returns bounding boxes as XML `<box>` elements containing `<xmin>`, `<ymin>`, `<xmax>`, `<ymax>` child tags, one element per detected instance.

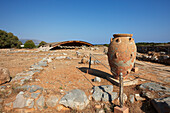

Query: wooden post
<box><xmin>119</xmin><ymin>73</ymin><xmax>123</xmax><ymax>108</ymax></box>
<box><xmin>89</xmin><ymin>54</ymin><xmax>91</xmax><ymax>69</ymax></box>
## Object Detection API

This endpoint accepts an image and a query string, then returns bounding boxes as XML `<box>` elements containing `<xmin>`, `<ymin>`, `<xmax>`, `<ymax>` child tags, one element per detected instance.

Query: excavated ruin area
<box><xmin>0</xmin><ymin>47</ymin><xmax>169</xmax><ymax>113</ymax></box>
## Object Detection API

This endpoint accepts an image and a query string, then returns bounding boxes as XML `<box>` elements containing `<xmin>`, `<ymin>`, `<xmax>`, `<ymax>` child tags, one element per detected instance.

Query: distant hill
<box><xmin>20</xmin><ymin>39</ymin><xmax>42</xmax><ymax>46</ymax></box>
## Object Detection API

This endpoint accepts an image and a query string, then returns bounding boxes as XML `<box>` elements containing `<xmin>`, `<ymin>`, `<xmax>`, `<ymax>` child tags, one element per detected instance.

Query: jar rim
<box><xmin>113</xmin><ymin>34</ymin><xmax>133</xmax><ymax>38</ymax></box>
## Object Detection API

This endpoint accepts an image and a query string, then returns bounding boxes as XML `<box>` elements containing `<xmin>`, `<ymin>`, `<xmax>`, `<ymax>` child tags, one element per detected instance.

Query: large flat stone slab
<box><xmin>107</xmin><ymin>76</ymin><xmax>139</xmax><ymax>86</ymax></box>
<box><xmin>139</xmin><ymin>82</ymin><xmax>170</xmax><ymax>92</ymax></box>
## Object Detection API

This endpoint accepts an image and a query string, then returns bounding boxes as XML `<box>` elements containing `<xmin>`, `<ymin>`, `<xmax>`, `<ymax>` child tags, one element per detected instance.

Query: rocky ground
<box><xmin>0</xmin><ymin>47</ymin><xmax>169</xmax><ymax>113</ymax></box>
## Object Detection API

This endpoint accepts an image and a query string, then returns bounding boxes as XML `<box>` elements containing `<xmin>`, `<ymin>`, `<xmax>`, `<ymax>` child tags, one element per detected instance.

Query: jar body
<box><xmin>107</xmin><ymin>34</ymin><xmax>136</xmax><ymax>79</ymax></box>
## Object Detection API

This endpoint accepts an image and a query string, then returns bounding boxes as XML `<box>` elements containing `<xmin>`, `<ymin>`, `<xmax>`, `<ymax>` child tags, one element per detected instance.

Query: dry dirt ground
<box><xmin>0</xmin><ymin>47</ymin><xmax>170</xmax><ymax>113</ymax></box>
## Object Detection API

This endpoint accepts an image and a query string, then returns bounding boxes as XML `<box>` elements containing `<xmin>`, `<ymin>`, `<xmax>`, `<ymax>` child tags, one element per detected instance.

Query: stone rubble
<box><xmin>136</xmin><ymin>52</ymin><xmax>170</xmax><ymax>65</ymax></box>
<box><xmin>92</xmin><ymin>85</ymin><xmax>118</xmax><ymax>102</ymax></box>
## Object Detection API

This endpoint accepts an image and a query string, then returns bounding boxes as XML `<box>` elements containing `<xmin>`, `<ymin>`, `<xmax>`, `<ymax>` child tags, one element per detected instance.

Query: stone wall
<box><xmin>137</xmin><ymin>45</ymin><xmax>170</xmax><ymax>55</ymax></box>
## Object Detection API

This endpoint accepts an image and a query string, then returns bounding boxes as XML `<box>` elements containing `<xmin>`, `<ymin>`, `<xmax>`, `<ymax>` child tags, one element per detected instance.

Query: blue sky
<box><xmin>0</xmin><ymin>0</ymin><xmax>170</xmax><ymax>44</ymax></box>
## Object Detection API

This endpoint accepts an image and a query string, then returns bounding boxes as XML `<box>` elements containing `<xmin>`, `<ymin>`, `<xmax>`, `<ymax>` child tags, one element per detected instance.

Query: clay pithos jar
<box><xmin>107</xmin><ymin>34</ymin><xmax>136</xmax><ymax>79</ymax></box>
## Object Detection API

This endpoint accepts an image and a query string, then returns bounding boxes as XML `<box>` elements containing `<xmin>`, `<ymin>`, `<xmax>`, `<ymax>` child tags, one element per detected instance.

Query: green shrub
<box><xmin>104</xmin><ymin>44</ymin><xmax>109</xmax><ymax>47</ymax></box>
<box><xmin>24</xmin><ymin>40</ymin><xmax>36</xmax><ymax>49</ymax></box>
<box><xmin>0</xmin><ymin>29</ymin><xmax>22</xmax><ymax>48</ymax></box>
<box><xmin>38</xmin><ymin>41</ymin><xmax>47</xmax><ymax>47</ymax></box>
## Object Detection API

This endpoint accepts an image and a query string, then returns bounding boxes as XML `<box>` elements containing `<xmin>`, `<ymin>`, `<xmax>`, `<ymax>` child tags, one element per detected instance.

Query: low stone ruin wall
<box><xmin>136</xmin><ymin>52</ymin><xmax>170</xmax><ymax>65</ymax></box>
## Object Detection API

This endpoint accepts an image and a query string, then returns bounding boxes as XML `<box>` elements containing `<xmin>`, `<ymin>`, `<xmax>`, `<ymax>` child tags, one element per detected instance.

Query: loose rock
<box><xmin>36</xmin><ymin>95</ymin><xmax>45</xmax><ymax>110</ymax></box>
<box><xmin>25</xmin><ymin>98</ymin><xmax>34</xmax><ymax>108</ymax></box>
<box><xmin>99</xmin><ymin>109</ymin><xmax>105</xmax><ymax>113</ymax></box>
<box><xmin>142</xmin><ymin>91</ymin><xmax>155</xmax><ymax>99</ymax></box>
<box><xmin>102</xmin><ymin>92</ymin><xmax>110</xmax><ymax>102</ymax></box>
<box><xmin>92</xmin><ymin>88</ymin><xmax>103</xmax><ymax>101</ymax></box>
<box><xmin>135</xmin><ymin>94</ymin><xmax>145</xmax><ymax>101</ymax></box>
<box><xmin>38</xmin><ymin>61</ymin><xmax>48</xmax><ymax>67</ymax></box>
<box><xmin>46</xmin><ymin>96</ymin><xmax>58</xmax><ymax>107</ymax></box>
<box><xmin>47</xmin><ymin>58</ymin><xmax>52</xmax><ymax>63</ymax></box>
<box><xmin>59</xmin><ymin>89</ymin><xmax>89</xmax><ymax>110</ymax></box>
<box><xmin>30</xmin><ymin>65</ymin><xmax>43</xmax><ymax>71</ymax></box>
<box><xmin>130</xmin><ymin>95</ymin><xmax>135</xmax><ymax>103</ymax></box>
<box><xmin>13</xmin><ymin>91</ymin><xmax>26</xmax><ymax>108</ymax></box>
<box><xmin>55</xmin><ymin>56</ymin><xmax>66</xmax><ymax>60</ymax></box>
<box><xmin>111</xmin><ymin>92</ymin><xmax>118</xmax><ymax>101</ymax></box>
<box><xmin>29</xmin><ymin>85</ymin><xmax>43</xmax><ymax>92</ymax></box>
<box><xmin>0</xmin><ymin>67</ymin><xmax>11</xmax><ymax>85</ymax></box>
<box><xmin>99</xmin><ymin>85</ymin><xmax>113</xmax><ymax>93</ymax></box>
<box><xmin>93</xmin><ymin>77</ymin><xmax>101</xmax><ymax>82</ymax></box>
<box><xmin>31</xmin><ymin>92</ymin><xmax>41</xmax><ymax>99</ymax></box>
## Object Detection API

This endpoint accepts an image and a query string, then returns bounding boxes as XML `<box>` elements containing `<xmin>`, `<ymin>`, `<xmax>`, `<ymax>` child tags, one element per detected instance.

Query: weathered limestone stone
<box><xmin>99</xmin><ymin>85</ymin><xmax>113</xmax><ymax>93</ymax></box>
<box><xmin>92</xmin><ymin>85</ymin><xmax>114</xmax><ymax>102</ymax></box>
<box><xmin>111</xmin><ymin>92</ymin><xmax>118</xmax><ymax>101</ymax></box>
<box><xmin>25</xmin><ymin>98</ymin><xmax>34</xmax><ymax>108</ymax></box>
<box><xmin>62</xmin><ymin>53</ymin><xmax>67</xmax><ymax>55</ymax></box>
<box><xmin>31</xmin><ymin>92</ymin><xmax>41</xmax><ymax>99</ymax></box>
<box><xmin>93</xmin><ymin>77</ymin><xmax>101</xmax><ymax>82</ymax></box>
<box><xmin>92</xmin><ymin>88</ymin><xmax>103</xmax><ymax>101</ymax></box>
<box><xmin>13</xmin><ymin>91</ymin><xmax>26</xmax><ymax>108</ymax></box>
<box><xmin>81</xmin><ymin>57</ymin><xmax>88</xmax><ymax>64</ymax></box>
<box><xmin>36</xmin><ymin>95</ymin><xmax>45</xmax><ymax>110</ymax></box>
<box><xmin>29</xmin><ymin>85</ymin><xmax>43</xmax><ymax>92</ymax></box>
<box><xmin>142</xmin><ymin>91</ymin><xmax>155</xmax><ymax>99</ymax></box>
<box><xmin>98</xmin><ymin>109</ymin><xmax>105</xmax><ymax>113</ymax></box>
<box><xmin>46</xmin><ymin>96</ymin><xmax>58</xmax><ymax>107</ymax></box>
<box><xmin>0</xmin><ymin>67</ymin><xmax>11</xmax><ymax>84</ymax></box>
<box><xmin>59</xmin><ymin>89</ymin><xmax>89</xmax><ymax>110</ymax></box>
<box><xmin>55</xmin><ymin>56</ymin><xmax>66</xmax><ymax>60</ymax></box>
<box><xmin>30</xmin><ymin>65</ymin><xmax>43</xmax><ymax>70</ymax></box>
<box><xmin>47</xmin><ymin>58</ymin><xmax>52</xmax><ymax>63</ymax></box>
<box><xmin>123</xmin><ymin>93</ymin><xmax>128</xmax><ymax>102</ymax></box>
<box><xmin>38</xmin><ymin>61</ymin><xmax>48</xmax><ymax>67</ymax></box>
<box><xmin>135</xmin><ymin>94</ymin><xmax>145</xmax><ymax>101</ymax></box>
<box><xmin>102</xmin><ymin>92</ymin><xmax>110</xmax><ymax>102</ymax></box>
<box><xmin>139</xmin><ymin>82</ymin><xmax>170</xmax><ymax>92</ymax></box>
<box><xmin>15</xmin><ymin>85</ymin><xmax>31</xmax><ymax>91</ymax></box>
<box><xmin>130</xmin><ymin>95</ymin><xmax>135</xmax><ymax>103</ymax></box>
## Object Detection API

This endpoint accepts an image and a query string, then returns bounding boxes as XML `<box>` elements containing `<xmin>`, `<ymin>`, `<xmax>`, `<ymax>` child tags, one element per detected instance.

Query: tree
<box><xmin>103</xmin><ymin>44</ymin><xmax>109</xmax><ymax>47</ymax></box>
<box><xmin>0</xmin><ymin>29</ymin><xmax>21</xmax><ymax>48</ymax></box>
<box><xmin>24</xmin><ymin>40</ymin><xmax>36</xmax><ymax>49</ymax></box>
<box><xmin>38</xmin><ymin>41</ymin><xmax>47</xmax><ymax>47</ymax></box>
<box><xmin>17</xmin><ymin>41</ymin><xmax>23</xmax><ymax>48</ymax></box>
